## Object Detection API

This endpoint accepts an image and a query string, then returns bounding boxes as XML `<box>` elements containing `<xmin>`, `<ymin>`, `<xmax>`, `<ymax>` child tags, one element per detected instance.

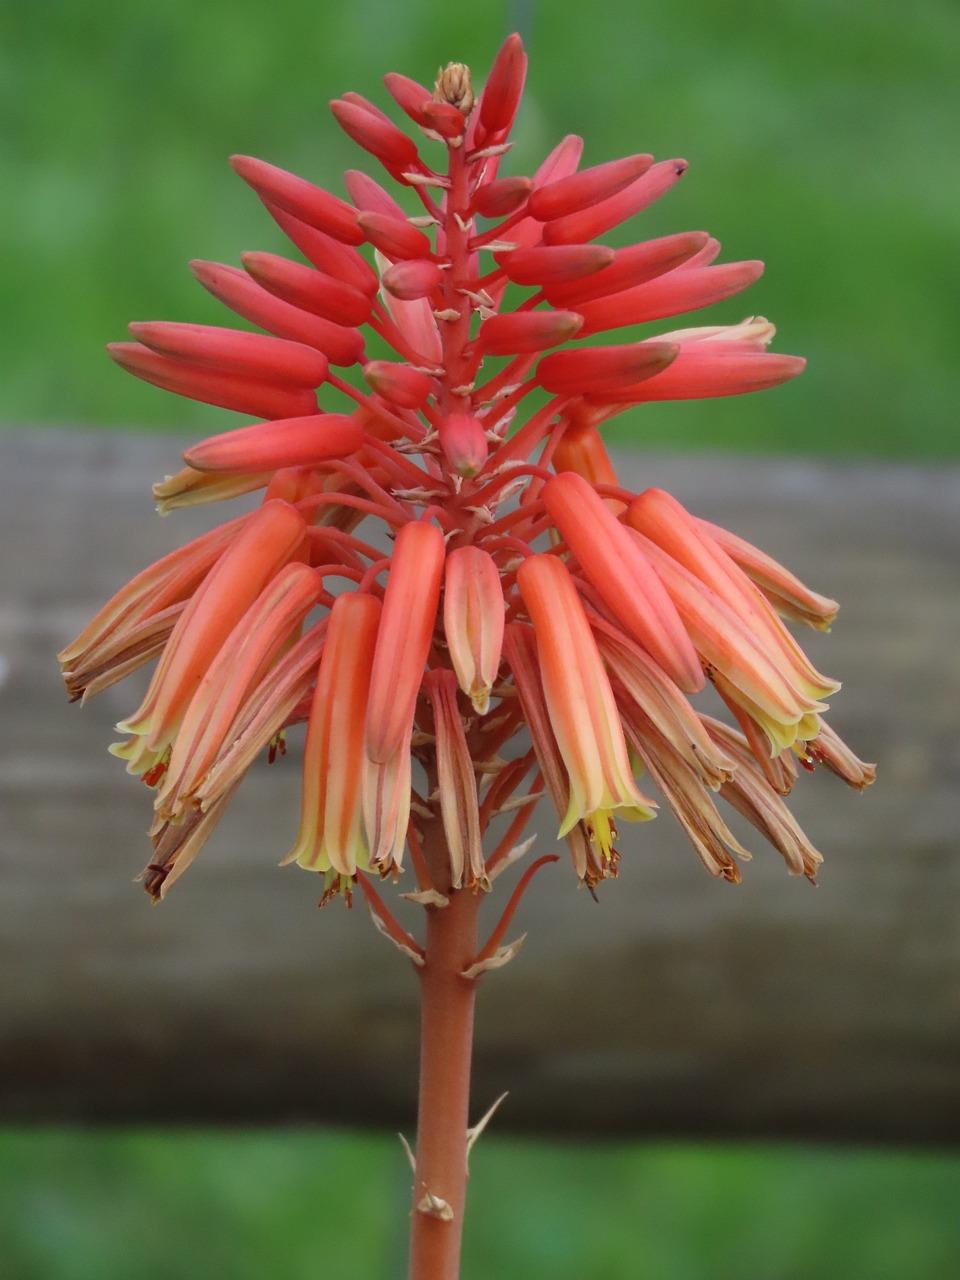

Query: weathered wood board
<box><xmin>1</xmin><ymin>429</ymin><xmax>958</xmax><ymax>1141</ymax></box>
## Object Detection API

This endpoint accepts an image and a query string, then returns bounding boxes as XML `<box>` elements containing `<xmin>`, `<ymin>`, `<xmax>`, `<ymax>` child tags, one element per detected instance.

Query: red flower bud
<box><xmin>543</xmin><ymin>232</ymin><xmax>709</xmax><ymax>306</ymax></box>
<box><xmin>381</xmin><ymin>258</ymin><xmax>443</xmax><ymax>301</ymax></box>
<box><xmin>262</xmin><ymin>202</ymin><xmax>378</xmax><ymax>296</ymax></box>
<box><xmin>185</xmin><ymin>412</ymin><xmax>364</xmax><ymax>473</ymax></box>
<box><xmin>344</xmin><ymin>169</ymin><xmax>408</xmax><ymax>220</ymax></box>
<box><xmin>189</xmin><ymin>260</ymin><xmax>365</xmax><ymax>367</ymax></box>
<box><xmin>107</xmin><ymin>342</ymin><xmax>317</xmax><ymax>420</ymax></box>
<box><xmin>128</xmin><ymin>322</ymin><xmax>329</xmax><ymax>388</ymax></box>
<box><xmin>330</xmin><ymin>97</ymin><xmax>419</xmax><ymax>168</ymax></box>
<box><xmin>575</xmin><ymin>261</ymin><xmax>765</xmax><ymax>336</ymax></box>
<box><xmin>591</xmin><ymin>347</ymin><xmax>805</xmax><ymax>403</ymax></box>
<box><xmin>420</xmin><ymin>101</ymin><xmax>466</xmax><ymax>140</ymax></box>
<box><xmin>543</xmin><ymin>159</ymin><xmax>688</xmax><ymax>245</ymax></box>
<box><xmin>534</xmin><ymin>133</ymin><xmax>584</xmax><ymax>185</ymax></box>
<box><xmin>357</xmin><ymin>211</ymin><xmax>433</xmax><ymax>261</ymax></box>
<box><xmin>229</xmin><ymin>154</ymin><xmax>363</xmax><ymax>245</ymax></box>
<box><xmin>478</xmin><ymin>33</ymin><xmax>527</xmax><ymax>138</ymax></box>
<box><xmin>537</xmin><ymin>340</ymin><xmax>678</xmax><ymax>395</ymax></box>
<box><xmin>528</xmin><ymin>153</ymin><xmax>653</xmax><ymax>221</ymax></box>
<box><xmin>497</xmin><ymin>244</ymin><xmax>614</xmax><ymax>286</ymax></box>
<box><xmin>474</xmin><ymin>176</ymin><xmax>532</xmax><ymax>218</ymax></box>
<box><xmin>383</xmin><ymin>72</ymin><xmax>433</xmax><ymax>125</ymax></box>
<box><xmin>241</xmin><ymin>251</ymin><xmax>373</xmax><ymax>328</ymax></box>
<box><xmin>363</xmin><ymin>361</ymin><xmax>434</xmax><ymax>409</ymax></box>
<box><xmin>339</xmin><ymin>91</ymin><xmax>392</xmax><ymax>125</ymax></box>
<box><xmin>438</xmin><ymin>411</ymin><xmax>488</xmax><ymax>477</ymax></box>
<box><xmin>477</xmin><ymin>309</ymin><xmax>583</xmax><ymax>355</ymax></box>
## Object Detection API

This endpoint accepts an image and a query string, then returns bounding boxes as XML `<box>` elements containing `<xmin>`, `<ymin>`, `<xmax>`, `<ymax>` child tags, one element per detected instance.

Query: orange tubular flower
<box><xmin>156</xmin><ymin>561</ymin><xmax>323</xmax><ymax>819</ymax></box>
<box><xmin>542</xmin><ymin>471</ymin><xmax>703</xmax><ymax>692</ymax></box>
<box><xmin>517</xmin><ymin>554</ymin><xmax>656</xmax><ymax>858</ymax></box>
<box><xmin>62</xmin><ymin>36</ymin><xmax>875</xmax><ymax>1269</ymax></box>
<box><xmin>365</xmin><ymin>520</ymin><xmax>445</xmax><ymax>765</ymax></box>
<box><xmin>362</xmin><ymin>520</ymin><xmax>444</xmax><ymax>868</ymax></box>
<box><xmin>112</xmin><ymin>500</ymin><xmax>306</xmax><ymax>778</ymax></box>
<box><xmin>286</xmin><ymin>592</ymin><xmax>381</xmax><ymax>878</ymax></box>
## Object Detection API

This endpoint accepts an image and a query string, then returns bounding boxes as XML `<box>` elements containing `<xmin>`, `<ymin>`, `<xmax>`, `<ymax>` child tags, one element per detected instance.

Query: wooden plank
<box><xmin>1</xmin><ymin>428</ymin><xmax>958</xmax><ymax>1140</ymax></box>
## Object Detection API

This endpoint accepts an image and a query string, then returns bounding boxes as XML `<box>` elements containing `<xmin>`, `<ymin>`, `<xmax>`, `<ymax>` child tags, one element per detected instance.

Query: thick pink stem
<box><xmin>408</xmin><ymin>886</ymin><xmax>481</xmax><ymax>1280</ymax></box>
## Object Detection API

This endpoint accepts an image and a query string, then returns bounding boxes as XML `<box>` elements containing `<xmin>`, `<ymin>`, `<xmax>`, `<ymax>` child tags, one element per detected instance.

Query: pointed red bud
<box><xmin>534</xmin><ymin>134</ymin><xmax>584</xmax><ymax>185</ymax></box>
<box><xmin>383</xmin><ymin>72</ymin><xmax>434</xmax><ymax>125</ymax></box>
<box><xmin>542</xmin><ymin>472</ymin><xmax>704</xmax><ymax>692</ymax></box>
<box><xmin>543</xmin><ymin>159</ymin><xmax>688</xmax><ymax>245</ymax></box>
<box><xmin>528</xmin><ymin>153</ymin><xmax>653</xmax><ymax>221</ymax></box>
<box><xmin>262</xmin><ymin>202</ymin><xmax>378</xmax><ymax>296</ymax></box>
<box><xmin>362</xmin><ymin>360</ymin><xmax>433</xmax><ymax>409</ymax></box>
<box><xmin>477</xmin><ymin>309</ymin><xmax>583</xmax><ymax>355</ymax></box>
<box><xmin>438</xmin><ymin>411</ymin><xmax>489</xmax><ymax>477</ymax></box>
<box><xmin>478</xmin><ymin>33</ymin><xmax>527</xmax><ymax>137</ymax></box>
<box><xmin>189</xmin><ymin>260</ymin><xmax>365</xmax><ymax>367</ymax></box>
<box><xmin>229</xmin><ymin>155</ymin><xmax>363</xmax><ymax>245</ymax></box>
<box><xmin>576</xmin><ymin>261</ymin><xmax>765</xmax><ymax>337</ymax></box>
<box><xmin>591</xmin><ymin>347</ymin><xmax>805</xmax><ymax>403</ymax></box>
<box><xmin>330</xmin><ymin>97</ymin><xmax>419</xmax><ymax>168</ymax></box>
<box><xmin>107</xmin><ymin>342</ymin><xmax>317</xmax><ymax>420</ymax></box>
<box><xmin>344</xmin><ymin>168</ymin><xmax>408</xmax><ymax>220</ymax></box>
<box><xmin>356</xmin><ymin>212</ymin><xmax>433</xmax><ymax>261</ymax></box>
<box><xmin>128</xmin><ymin>322</ymin><xmax>329</xmax><ymax>388</ymax></box>
<box><xmin>240</xmin><ymin>251</ymin><xmax>372</xmax><ymax>328</ymax></box>
<box><xmin>421</xmin><ymin>101</ymin><xmax>466</xmax><ymax>140</ymax></box>
<box><xmin>185</xmin><ymin>412</ymin><xmax>363</xmax><ymax>473</ymax></box>
<box><xmin>381</xmin><ymin>258</ymin><xmax>443</xmax><ymax>301</ymax></box>
<box><xmin>340</xmin><ymin>91</ymin><xmax>392</xmax><ymax>123</ymax></box>
<box><xmin>543</xmin><ymin>232</ymin><xmax>710</xmax><ymax>306</ymax></box>
<box><xmin>474</xmin><ymin>176</ymin><xmax>532</xmax><ymax>219</ymax></box>
<box><xmin>537</xmin><ymin>340</ymin><xmax>678</xmax><ymax>395</ymax></box>
<box><xmin>497</xmin><ymin>244</ymin><xmax>615</xmax><ymax>286</ymax></box>
<box><xmin>365</xmin><ymin>520</ymin><xmax>445</xmax><ymax>764</ymax></box>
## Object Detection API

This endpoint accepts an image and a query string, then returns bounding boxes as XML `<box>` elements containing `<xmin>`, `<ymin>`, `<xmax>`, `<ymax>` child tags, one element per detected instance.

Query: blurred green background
<box><xmin>3</xmin><ymin>0</ymin><xmax>958</xmax><ymax>1277</ymax></box>
<box><xmin>3</xmin><ymin>0</ymin><xmax>959</xmax><ymax>455</ymax></box>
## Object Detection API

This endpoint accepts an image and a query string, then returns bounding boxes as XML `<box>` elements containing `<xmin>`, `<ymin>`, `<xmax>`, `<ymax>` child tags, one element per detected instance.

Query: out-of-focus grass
<box><xmin>2</xmin><ymin>0</ymin><xmax>958</xmax><ymax>455</ymax></box>
<box><xmin>0</xmin><ymin>1129</ymin><xmax>958</xmax><ymax>1280</ymax></box>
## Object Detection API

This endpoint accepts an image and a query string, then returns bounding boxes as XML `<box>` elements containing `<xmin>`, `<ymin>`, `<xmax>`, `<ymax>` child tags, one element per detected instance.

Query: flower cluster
<box><xmin>60</xmin><ymin>34</ymin><xmax>873</xmax><ymax>911</ymax></box>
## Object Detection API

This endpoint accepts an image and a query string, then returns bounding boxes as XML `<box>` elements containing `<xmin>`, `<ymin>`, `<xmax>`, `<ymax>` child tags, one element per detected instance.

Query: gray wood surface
<box><xmin>1</xmin><ymin>428</ymin><xmax>958</xmax><ymax>1141</ymax></box>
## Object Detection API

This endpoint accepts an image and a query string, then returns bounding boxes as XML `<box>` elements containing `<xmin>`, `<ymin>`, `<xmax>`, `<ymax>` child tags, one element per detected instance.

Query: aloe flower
<box><xmin>59</xmin><ymin>33</ymin><xmax>873</xmax><ymax>1279</ymax></box>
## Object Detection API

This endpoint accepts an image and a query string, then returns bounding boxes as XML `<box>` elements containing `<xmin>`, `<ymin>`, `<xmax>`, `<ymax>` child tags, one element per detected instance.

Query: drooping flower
<box><xmin>285</xmin><ymin>591</ymin><xmax>381</xmax><ymax>879</ymax></box>
<box><xmin>60</xmin><ymin>31</ymin><xmax>872</xmax><ymax>915</ymax></box>
<box><xmin>516</xmin><ymin>553</ymin><xmax>657</xmax><ymax>859</ymax></box>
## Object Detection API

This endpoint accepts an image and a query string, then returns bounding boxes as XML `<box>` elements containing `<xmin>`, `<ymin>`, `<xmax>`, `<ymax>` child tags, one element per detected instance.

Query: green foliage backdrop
<box><xmin>3</xmin><ymin>0</ymin><xmax>958</xmax><ymax>454</ymax></box>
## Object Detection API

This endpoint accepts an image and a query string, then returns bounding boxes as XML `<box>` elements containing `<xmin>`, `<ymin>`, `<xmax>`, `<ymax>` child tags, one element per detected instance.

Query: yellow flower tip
<box><xmin>469</xmin><ymin>685</ymin><xmax>492</xmax><ymax>716</ymax></box>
